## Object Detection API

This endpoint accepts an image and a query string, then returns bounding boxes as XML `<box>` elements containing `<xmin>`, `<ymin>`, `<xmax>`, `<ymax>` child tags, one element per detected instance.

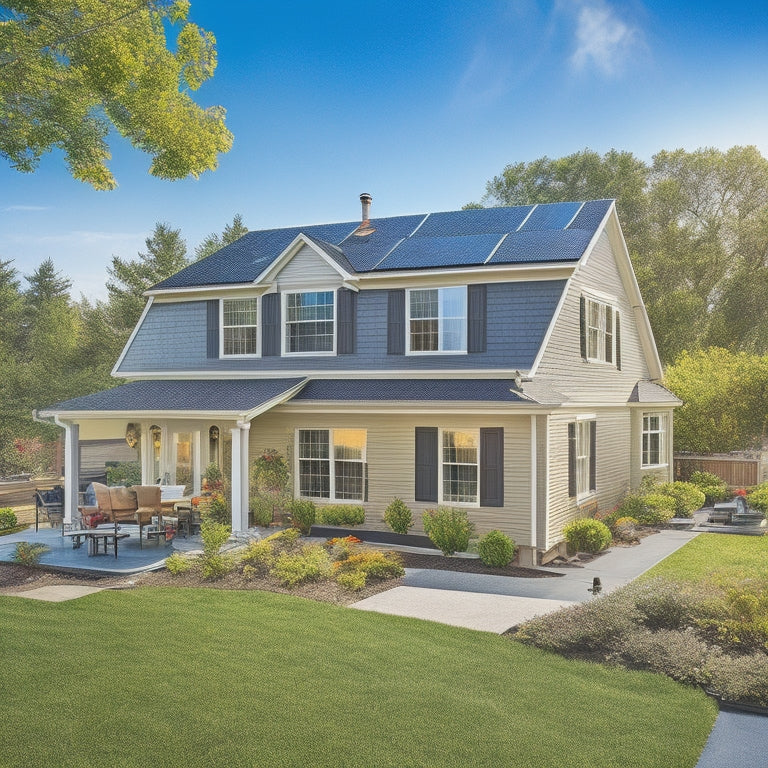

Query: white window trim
<box><xmin>294</xmin><ymin>428</ymin><xmax>367</xmax><ymax>503</ymax></box>
<box><xmin>583</xmin><ymin>294</ymin><xmax>619</xmax><ymax>367</ymax></box>
<box><xmin>641</xmin><ymin>412</ymin><xmax>668</xmax><ymax>468</ymax></box>
<box><xmin>405</xmin><ymin>286</ymin><xmax>468</xmax><ymax>356</ymax></box>
<box><xmin>281</xmin><ymin>290</ymin><xmax>337</xmax><ymax>357</ymax></box>
<box><xmin>438</xmin><ymin>427</ymin><xmax>480</xmax><ymax>508</ymax></box>
<box><xmin>219</xmin><ymin>296</ymin><xmax>261</xmax><ymax>358</ymax></box>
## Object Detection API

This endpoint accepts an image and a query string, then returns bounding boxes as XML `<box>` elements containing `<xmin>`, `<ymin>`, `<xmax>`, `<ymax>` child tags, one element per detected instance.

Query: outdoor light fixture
<box><xmin>125</xmin><ymin>423</ymin><xmax>140</xmax><ymax>449</ymax></box>
<box><xmin>150</xmin><ymin>425</ymin><xmax>162</xmax><ymax>449</ymax></box>
<box><xmin>209</xmin><ymin>425</ymin><xmax>220</xmax><ymax>442</ymax></box>
<box><xmin>588</xmin><ymin>577</ymin><xmax>602</xmax><ymax>596</ymax></box>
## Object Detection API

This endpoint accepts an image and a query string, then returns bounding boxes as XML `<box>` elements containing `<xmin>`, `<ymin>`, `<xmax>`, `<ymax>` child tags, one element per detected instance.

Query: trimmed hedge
<box><xmin>316</xmin><ymin>504</ymin><xmax>365</xmax><ymax>527</ymax></box>
<box><xmin>562</xmin><ymin>518</ymin><xmax>612</xmax><ymax>553</ymax></box>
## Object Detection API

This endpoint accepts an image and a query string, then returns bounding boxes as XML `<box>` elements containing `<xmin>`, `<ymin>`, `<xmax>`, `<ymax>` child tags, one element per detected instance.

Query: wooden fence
<box><xmin>0</xmin><ymin>476</ymin><xmax>64</xmax><ymax>525</ymax></box>
<box><xmin>674</xmin><ymin>455</ymin><xmax>767</xmax><ymax>488</ymax></box>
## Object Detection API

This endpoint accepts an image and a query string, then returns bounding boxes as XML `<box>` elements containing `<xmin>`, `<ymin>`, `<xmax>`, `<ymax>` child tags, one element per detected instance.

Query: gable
<box><xmin>274</xmin><ymin>243</ymin><xmax>346</xmax><ymax>289</ymax></box>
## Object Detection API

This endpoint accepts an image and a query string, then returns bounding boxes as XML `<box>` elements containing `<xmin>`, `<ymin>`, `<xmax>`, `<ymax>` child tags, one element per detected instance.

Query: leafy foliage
<box><xmin>287</xmin><ymin>498</ymin><xmax>316</xmax><ymax>535</ymax></box>
<box><xmin>165</xmin><ymin>552</ymin><xmax>192</xmax><ymax>575</ymax></box>
<box><xmin>383</xmin><ymin>498</ymin><xmax>414</xmax><ymax>534</ymax></box>
<box><xmin>561</xmin><ymin>518</ymin><xmax>612</xmax><ymax>553</ymax></box>
<box><xmin>747</xmin><ymin>483</ymin><xmax>768</xmax><ymax>514</ymax></box>
<box><xmin>657</xmin><ymin>482</ymin><xmax>706</xmax><ymax>517</ymax></box>
<box><xmin>316</xmin><ymin>504</ymin><xmax>365</xmax><ymax>527</ymax></box>
<box><xmin>11</xmin><ymin>541</ymin><xmax>49</xmax><ymax>566</ymax></box>
<box><xmin>0</xmin><ymin>0</ymin><xmax>233</xmax><ymax>189</ymax></box>
<box><xmin>0</xmin><ymin>508</ymin><xmax>18</xmax><ymax>529</ymax></box>
<box><xmin>422</xmin><ymin>507</ymin><xmax>474</xmax><ymax>555</ymax></box>
<box><xmin>271</xmin><ymin>544</ymin><xmax>332</xmax><ymax>587</ymax></box>
<box><xmin>688</xmin><ymin>470</ymin><xmax>729</xmax><ymax>504</ymax></box>
<box><xmin>477</xmin><ymin>530</ymin><xmax>515</xmax><ymax>567</ymax></box>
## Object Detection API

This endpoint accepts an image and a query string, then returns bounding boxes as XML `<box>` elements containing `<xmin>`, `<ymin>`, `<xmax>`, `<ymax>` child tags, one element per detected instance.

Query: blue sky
<box><xmin>2</xmin><ymin>0</ymin><xmax>767</xmax><ymax>299</ymax></box>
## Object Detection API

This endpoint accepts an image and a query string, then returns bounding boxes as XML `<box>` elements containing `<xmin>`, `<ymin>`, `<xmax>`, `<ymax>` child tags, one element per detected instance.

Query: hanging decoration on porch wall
<box><xmin>150</xmin><ymin>425</ymin><xmax>162</xmax><ymax>449</ymax></box>
<box><xmin>125</xmin><ymin>423</ymin><xmax>140</xmax><ymax>449</ymax></box>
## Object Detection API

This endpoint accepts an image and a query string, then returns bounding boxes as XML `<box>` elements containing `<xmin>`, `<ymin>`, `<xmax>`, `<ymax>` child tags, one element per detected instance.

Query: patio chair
<box><xmin>34</xmin><ymin>487</ymin><xmax>64</xmax><ymax>531</ymax></box>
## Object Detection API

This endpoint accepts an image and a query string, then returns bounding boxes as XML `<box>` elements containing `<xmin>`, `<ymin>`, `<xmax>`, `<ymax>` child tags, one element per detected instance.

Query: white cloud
<box><xmin>568</xmin><ymin>0</ymin><xmax>644</xmax><ymax>77</ymax></box>
<box><xmin>3</xmin><ymin>205</ymin><xmax>51</xmax><ymax>212</ymax></box>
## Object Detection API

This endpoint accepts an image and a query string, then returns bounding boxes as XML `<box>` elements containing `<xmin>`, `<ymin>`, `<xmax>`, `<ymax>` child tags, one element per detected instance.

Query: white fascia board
<box><xmin>279</xmin><ymin>402</ymin><xmax>555</xmax><ymax>416</ymax></box>
<box><xmin>241</xmin><ymin>379</ymin><xmax>309</xmax><ymax>421</ymax></box>
<box><xmin>255</xmin><ymin>233</ymin><xmax>355</xmax><ymax>284</ymax></box>
<box><xmin>111</xmin><ymin>297</ymin><xmax>154</xmax><ymax>378</ymax></box>
<box><xmin>145</xmin><ymin>283</ymin><xmax>268</xmax><ymax>299</ymax></box>
<box><xmin>114</xmin><ymin>368</ymin><xmax>532</xmax><ymax>380</ymax></box>
<box><xmin>37</xmin><ymin>408</ymin><xmax>251</xmax><ymax>421</ymax></box>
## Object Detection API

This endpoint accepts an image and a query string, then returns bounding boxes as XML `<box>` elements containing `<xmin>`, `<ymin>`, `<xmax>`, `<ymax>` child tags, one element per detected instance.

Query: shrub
<box><xmin>250</xmin><ymin>494</ymin><xmax>277</xmax><ymax>527</ymax></box>
<box><xmin>335</xmin><ymin>550</ymin><xmax>404</xmax><ymax>580</ymax></box>
<box><xmin>705</xmin><ymin>652</ymin><xmax>768</xmax><ymax>707</ymax></box>
<box><xmin>562</xmin><ymin>518</ymin><xmax>612</xmax><ymax>553</ymax></box>
<box><xmin>0</xmin><ymin>507</ymin><xmax>18</xmax><ymax>530</ymax></box>
<box><xmin>240</xmin><ymin>538</ymin><xmax>276</xmax><ymax>571</ymax></box>
<box><xmin>658</xmin><ymin>482</ymin><xmax>706</xmax><ymax>517</ymax></box>
<box><xmin>264</xmin><ymin>527</ymin><xmax>301</xmax><ymax>545</ymax></box>
<box><xmin>611</xmin><ymin>516</ymin><xmax>639</xmax><ymax>543</ymax></box>
<box><xmin>746</xmin><ymin>482</ymin><xmax>768</xmax><ymax>514</ymax></box>
<box><xmin>11</xmin><ymin>541</ymin><xmax>49</xmax><ymax>566</ymax></box>
<box><xmin>477</xmin><ymin>530</ymin><xmax>515</xmax><ymax>567</ymax></box>
<box><xmin>201</xmin><ymin>553</ymin><xmax>233</xmax><ymax>580</ymax></box>
<box><xmin>336</xmin><ymin>570</ymin><xmax>367</xmax><ymax>591</ymax></box>
<box><xmin>200</xmin><ymin>491</ymin><xmax>230</xmax><ymax>525</ymax></box>
<box><xmin>105</xmin><ymin>461</ymin><xmax>141</xmax><ymax>487</ymax></box>
<box><xmin>422</xmin><ymin>507</ymin><xmax>475</xmax><ymax>555</ymax></box>
<box><xmin>270</xmin><ymin>544</ymin><xmax>332</xmax><ymax>587</ymax></box>
<box><xmin>383</xmin><ymin>498</ymin><xmax>414</xmax><ymax>534</ymax></box>
<box><xmin>316</xmin><ymin>504</ymin><xmax>365</xmax><ymax>527</ymax></box>
<box><xmin>689</xmin><ymin>470</ymin><xmax>729</xmax><ymax>504</ymax></box>
<box><xmin>200</xmin><ymin>518</ymin><xmax>231</xmax><ymax>554</ymax></box>
<box><xmin>287</xmin><ymin>498</ymin><xmax>316</xmax><ymax>535</ymax></box>
<box><xmin>165</xmin><ymin>552</ymin><xmax>192</xmax><ymax>575</ymax></box>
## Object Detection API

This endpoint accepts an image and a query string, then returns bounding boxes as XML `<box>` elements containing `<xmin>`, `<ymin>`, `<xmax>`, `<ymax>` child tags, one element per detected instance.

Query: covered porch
<box><xmin>35</xmin><ymin>378</ymin><xmax>307</xmax><ymax>533</ymax></box>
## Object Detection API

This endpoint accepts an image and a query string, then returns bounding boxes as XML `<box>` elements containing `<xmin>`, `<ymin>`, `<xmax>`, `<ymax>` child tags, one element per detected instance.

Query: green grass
<box><xmin>643</xmin><ymin>532</ymin><xmax>768</xmax><ymax>582</ymax></box>
<box><xmin>1</xmin><ymin>588</ymin><xmax>714</xmax><ymax>767</ymax></box>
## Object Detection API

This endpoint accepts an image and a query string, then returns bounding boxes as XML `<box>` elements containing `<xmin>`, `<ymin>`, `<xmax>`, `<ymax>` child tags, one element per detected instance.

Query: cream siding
<box><xmin>535</xmin><ymin>231</ymin><xmax>651</xmax><ymax>403</ymax></box>
<box><xmin>275</xmin><ymin>245</ymin><xmax>344</xmax><ymax>290</ymax></box>
<box><xmin>630</xmin><ymin>407</ymin><xmax>676</xmax><ymax>488</ymax></box>
<box><xmin>248</xmin><ymin>408</ymin><xmax>533</xmax><ymax>542</ymax></box>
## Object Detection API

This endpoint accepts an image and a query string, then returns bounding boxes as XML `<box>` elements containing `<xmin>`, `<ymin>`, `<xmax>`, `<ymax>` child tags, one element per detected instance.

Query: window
<box><xmin>642</xmin><ymin>413</ymin><xmax>666</xmax><ymax>467</ymax></box>
<box><xmin>297</xmin><ymin>429</ymin><xmax>366</xmax><ymax>501</ymax></box>
<box><xmin>284</xmin><ymin>291</ymin><xmax>335</xmax><ymax>354</ymax></box>
<box><xmin>568</xmin><ymin>419</ymin><xmax>596</xmax><ymax>498</ymax></box>
<box><xmin>441</xmin><ymin>429</ymin><xmax>479</xmax><ymax>505</ymax></box>
<box><xmin>581</xmin><ymin>295</ymin><xmax>620</xmax><ymax>366</ymax></box>
<box><xmin>221</xmin><ymin>298</ymin><xmax>259</xmax><ymax>356</ymax></box>
<box><xmin>407</xmin><ymin>286</ymin><xmax>467</xmax><ymax>354</ymax></box>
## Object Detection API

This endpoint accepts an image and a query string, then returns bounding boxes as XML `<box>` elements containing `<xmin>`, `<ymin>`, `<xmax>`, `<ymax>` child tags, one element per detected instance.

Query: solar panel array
<box><xmin>152</xmin><ymin>199</ymin><xmax>613</xmax><ymax>288</ymax></box>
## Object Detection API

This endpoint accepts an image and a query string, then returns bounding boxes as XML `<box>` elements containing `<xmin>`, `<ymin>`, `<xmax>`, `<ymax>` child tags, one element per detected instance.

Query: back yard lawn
<box><xmin>1</xmin><ymin>587</ymin><xmax>714</xmax><ymax>768</ymax></box>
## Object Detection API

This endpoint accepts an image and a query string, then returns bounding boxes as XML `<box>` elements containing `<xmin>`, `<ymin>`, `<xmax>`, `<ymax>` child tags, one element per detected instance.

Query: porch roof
<box><xmin>37</xmin><ymin>378</ymin><xmax>308</xmax><ymax>420</ymax></box>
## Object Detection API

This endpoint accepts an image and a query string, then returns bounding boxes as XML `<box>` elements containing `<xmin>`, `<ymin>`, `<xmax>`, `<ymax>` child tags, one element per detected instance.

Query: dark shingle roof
<box><xmin>40</xmin><ymin>378</ymin><xmax>306</xmax><ymax>414</ymax></box>
<box><xmin>153</xmin><ymin>200</ymin><xmax>613</xmax><ymax>290</ymax></box>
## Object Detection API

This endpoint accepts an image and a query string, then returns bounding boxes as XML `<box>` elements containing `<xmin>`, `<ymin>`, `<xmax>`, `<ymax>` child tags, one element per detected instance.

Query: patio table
<box><xmin>62</xmin><ymin>528</ymin><xmax>130</xmax><ymax>557</ymax></box>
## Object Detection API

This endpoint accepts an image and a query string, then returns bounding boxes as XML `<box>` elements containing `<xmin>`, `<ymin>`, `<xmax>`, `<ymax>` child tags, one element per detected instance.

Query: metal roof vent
<box><xmin>355</xmin><ymin>192</ymin><xmax>375</xmax><ymax>236</ymax></box>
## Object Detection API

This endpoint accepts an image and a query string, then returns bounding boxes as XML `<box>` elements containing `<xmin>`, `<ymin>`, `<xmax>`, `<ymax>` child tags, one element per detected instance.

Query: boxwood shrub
<box><xmin>658</xmin><ymin>482</ymin><xmax>706</xmax><ymax>518</ymax></box>
<box><xmin>316</xmin><ymin>504</ymin><xmax>365</xmax><ymax>527</ymax></box>
<box><xmin>423</xmin><ymin>507</ymin><xmax>474</xmax><ymax>555</ymax></box>
<box><xmin>689</xmin><ymin>470</ymin><xmax>729</xmax><ymax>504</ymax></box>
<box><xmin>477</xmin><ymin>530</ymin><xmax>515</xmax><ymax>567</ymax></box>
<box><xmin>561</xmin><ymin>518</ymin><xmax>612</xmax><ymax>553</ymax></box>
<box><xmin>383</xmin><ymin>498</ymin><xmax>414</xmax><ymax>534</ymax></box>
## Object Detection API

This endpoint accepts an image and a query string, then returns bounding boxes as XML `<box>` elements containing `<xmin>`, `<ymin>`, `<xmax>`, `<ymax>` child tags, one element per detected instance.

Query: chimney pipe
<box><xmin>360</xmin><ymin>192</ymin><xmax>372</xmax><ymax>222</ymax></box>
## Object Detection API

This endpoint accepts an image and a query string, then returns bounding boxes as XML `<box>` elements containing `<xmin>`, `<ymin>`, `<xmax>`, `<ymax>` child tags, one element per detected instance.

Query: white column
<box><xmin>238</xmin><ymin>422</ymin><xmax>251</xmax><ymax>532</ymax></box>
<box><xmin>530</xmin><ymin>415</ymin><xmax>537</xmax><ymax>549</ymax></box>
<box><xmin>60</xmin><ymin>421</ymin><xmax>79</xmax><ymax>524</ymax></box>
<box><xmin>230</xmin><ymin>425</ymin><xmax>242</xmax><ymax>532</ymax></box>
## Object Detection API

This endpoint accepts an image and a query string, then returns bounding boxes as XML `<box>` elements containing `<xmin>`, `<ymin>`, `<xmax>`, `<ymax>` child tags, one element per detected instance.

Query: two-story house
<box><xmin>38</xmin><ymin>194</ymin><xmax>679</xmax><ymax>564</ymax></box>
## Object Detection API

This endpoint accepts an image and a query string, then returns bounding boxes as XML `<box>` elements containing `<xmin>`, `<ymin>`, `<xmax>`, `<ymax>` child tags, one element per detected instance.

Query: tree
<box><xmin>664</xmin><ymin>348</ymin><xmax>768</xmax><ymax>453</ymax></box>
<box><xmin>194</xmin><ymin>213</ymin><xmax>249</xmax><ymax>261</ymax></box>
<box><xmin>0</xmin><ymin>0</ymin><xmax>233</xmax><ymax>189</ymax></box>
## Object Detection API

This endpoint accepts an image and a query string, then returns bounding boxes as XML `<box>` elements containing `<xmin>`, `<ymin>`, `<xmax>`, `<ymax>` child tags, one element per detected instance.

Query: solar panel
<box><xmin>488</xmin><ymin>230</ymin><xmax>593</xmax><ymax>264</ymax></box>
<box><xmin>413</xmin><ymin>206</ymin><xmax>534</xmax><ymax>237</ymax></box>
<box><xmin>518</xmin><ymin>202</ymin><xmax>583</xmax><ymax>231</ymax></box>
<box><xmin>340</xmin><ymin>214</ymin><xmax>427</xmax><ymax>271</ymax></box>
<box><xmin>374</xmin><ymin>233</ymin><xmax>503</xmax><ymax>271</ymax></box>
<box><xmin>567</xmin><ymin>199</ymin><xmax>612</xmax><ymax>230</ymax></box>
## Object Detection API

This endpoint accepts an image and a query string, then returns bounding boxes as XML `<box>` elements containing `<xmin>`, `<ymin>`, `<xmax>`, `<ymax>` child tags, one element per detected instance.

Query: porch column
<box><xmin>60</xmin><ymin>421</ymin><xmax>79</xmax><ymax>524</ymax></box>
<box><xmin>230</xmin><ymin>422</ymin><xmax>251</xmax><ymax>533</ymax></box>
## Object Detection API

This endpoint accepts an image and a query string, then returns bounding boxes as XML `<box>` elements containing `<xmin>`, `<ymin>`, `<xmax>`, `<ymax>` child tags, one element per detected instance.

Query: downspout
<box><xmin>51</xmin><ymin>415</ymin><xmax>79</xmax><ymax>525</ymax></box>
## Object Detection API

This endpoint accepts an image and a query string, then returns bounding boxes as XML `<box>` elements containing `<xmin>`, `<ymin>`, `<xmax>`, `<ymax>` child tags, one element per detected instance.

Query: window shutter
<box><xmin>262</xmin><ymin>293</ymin><xmax>281</xmax><ymax>356</ymax></box>
<box><xmin>615</xmin><ymin>312</ymin><xmax>622</xmax><ymax>370</ymax></box>
<box><xmin>589</xmin><ymin>421</ymin><xmax>597</xmax><ymax>491</ymax></box>
<box><xmin>579</xmin><ymin>295</ymin><xmax>587</xmax><ymax>360</ymax></box>
<box><xmin>206</xmin><ymin>300</ymin><xmax>219</xmax><ymax>358</ymax></box>
<box><xmin>337</xmin><ymin>287</ymin><xmax>357</xmax><ymax>355</ymax></box>
<box><xmin>568</xmin><ymin>422</ymin><xmax>576</xmax><ymax>497</ymax></box>
<box><xmin>467</xmin><ymin>284</ymin><xmax>487</xmax><ymax>353</ymax></box>
<box><xmin>479</xmin><ymin>427</ymin><xmax>504</xmax><ymax>507</ymax></box>
<box><xmin>414</xmin><ymin>427</ymin><xmax>438</xmax><ymax>503</ymax></box>
<box><xmin>605</xmin><ymin>307</ymin><xmax>614</xmax><ymax>364</ymax></box>
<box><xmin>387</xmin><ymin>289</ymin><xmax>405</xmax><ymax>355</ymax></box>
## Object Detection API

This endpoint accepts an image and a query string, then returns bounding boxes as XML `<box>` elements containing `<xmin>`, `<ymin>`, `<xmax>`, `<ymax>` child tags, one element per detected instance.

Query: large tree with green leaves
<box><xmin>0</xmin><ymin>0</ymin><xmax>233</xmax><ymax>189</ymax></box>
<box><xmin>475</xmin><ymin>146</ymin><xmax>768</xmax><ymax>364</ymax></box>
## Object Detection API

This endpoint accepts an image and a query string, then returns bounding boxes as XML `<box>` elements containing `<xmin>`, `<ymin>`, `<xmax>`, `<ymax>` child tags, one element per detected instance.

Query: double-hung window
<box><xmin>407</xmin><ymin>286</ymin><xmax>467</xmax><ymax>354</ymax></box>
<box><xmin>581</xmin><ymin>295</ymin><xmax>620</xmax><ymax>366</ymax></box>
<box><xmin>284</xmin><ymin>291</ymin><xmax>335</xmax><ymax>354</ymax></box>
<box><xmin>568</xmin><ymin>419</ymin><xmax>596</xmax><ymax>498</ymax></box>
<box><xmin>642</xmin><ymin>413</ymin><xmax>666</xmax><ymax>467</ymax></box>
<box><xmin>297</xmin><ymin>429</ymin><xmax>367</xmax><ymax>501</ymax></box>
<box><xmin>221</xmin><ymin>298</ymin><xmax>259</xmax><ymax>356</ymax></box>
<box><xmin>441</xmin><ymin>429</ymin><xmax>479</xmax><ymax>505</ymax></box>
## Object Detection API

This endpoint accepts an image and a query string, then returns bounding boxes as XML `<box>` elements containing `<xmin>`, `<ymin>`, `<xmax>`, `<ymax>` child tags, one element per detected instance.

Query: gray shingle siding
<box><xmin>117</xmin><ymin>281</ymin><xmax>566</xmax><ymax>374</ymax></box>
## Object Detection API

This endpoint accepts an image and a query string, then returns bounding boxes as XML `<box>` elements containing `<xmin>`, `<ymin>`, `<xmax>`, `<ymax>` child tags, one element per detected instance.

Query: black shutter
<box><xmin>414</xmin><ymin>427</ymin><xmax>438</xmax><ymax>503</ymax></box>
<box><xmin>589</xmin><ymin>421</ymin><xmax>597</xmax><ymax>491</ymax></box>
<box><xmin>467</xmin><ymin>284</ymin><xmax>487</xmax><ymax>353</ymax></box>
<box><xmin>262</xmin><ymin>293</ymin><xmax>281</xmax><ymax>356</ymax></box>
<box><xmin>479</xmin><ymin>427</ymin><xmax>504</xmax><ymax>507</ymax></box>
<box><xmin>605</xmin><ymin>307</ymin><xmax>614</xmax><ymax>364</ymax></box>
<box><xmin>387</xmin><ymin>289</ymin><xmax>405</xmax><ymax>355</ymax></box>
<box><xmin>206</xmin><ymin>300</ymin><xmax>219</xmax><ymax>358</ymax></box>
<box><xmin>568</xmin><ymin>422</ymin><xmax>576</xmax><ymax>497</ymax></box>
<box><xmin>579</xmin><ymin>295</ymin><xmax>587</xmax><ymax>360</ymax></box>
<box><xmin>337</xmin><ymin>287</ymin><xmax>357</xmax><ymax>355</ymax></box>
<box><xmin>615</xmin><ymin>312</ymin><xmax>622</xmax><ymax>370</ymax></box>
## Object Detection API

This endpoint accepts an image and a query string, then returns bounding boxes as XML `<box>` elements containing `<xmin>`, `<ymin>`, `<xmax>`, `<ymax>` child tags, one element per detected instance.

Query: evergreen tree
<box><xmin>194</xmin><ymin>213</ymin><xmax>249</xmax><ymax>261</ymax></box>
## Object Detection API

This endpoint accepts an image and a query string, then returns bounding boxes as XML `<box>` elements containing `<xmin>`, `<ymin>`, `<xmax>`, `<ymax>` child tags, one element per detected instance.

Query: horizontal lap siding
<box><xmin>546</xmin><ymin>410</ymin><xmax>632</xmax><ymax>549</ymax></box>
<box><xmin>275</xmin><ymin>246</ymin><xmax>343</xmax><ymax>289</ymax></box>
<box><xmin>249</xmin><ymin>410</ymin><xmax>532</xmax><ymax>541</ymax></box>
<box><xmin>116</xmin><ymin>281</ymin><xmax>565</xmax><ymax>374</ymax></box>
<box><xmin>535</xmin><ymin>232</ymin><xmax>650</xmax><ymax>403</ymax></box>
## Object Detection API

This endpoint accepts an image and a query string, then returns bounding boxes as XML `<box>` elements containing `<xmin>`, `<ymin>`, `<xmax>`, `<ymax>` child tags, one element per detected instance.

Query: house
<box><xmin>37</xmin><ymin>194</ymin><xmax>679</xmax><ymax>565</ymax></box>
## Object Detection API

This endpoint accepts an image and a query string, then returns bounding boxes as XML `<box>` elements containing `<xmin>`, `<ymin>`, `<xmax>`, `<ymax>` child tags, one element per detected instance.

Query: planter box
<box><xmin>310</xmin><ymin>525</ymin><xmax>434</xmax><ymax>549</ymax></box>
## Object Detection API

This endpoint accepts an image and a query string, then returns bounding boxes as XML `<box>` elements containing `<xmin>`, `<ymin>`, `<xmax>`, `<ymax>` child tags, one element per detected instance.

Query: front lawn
<box><xmin>1</xmin><ymin>588</ymin><xmax>714</xmax><ymax>767</ymax></box>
